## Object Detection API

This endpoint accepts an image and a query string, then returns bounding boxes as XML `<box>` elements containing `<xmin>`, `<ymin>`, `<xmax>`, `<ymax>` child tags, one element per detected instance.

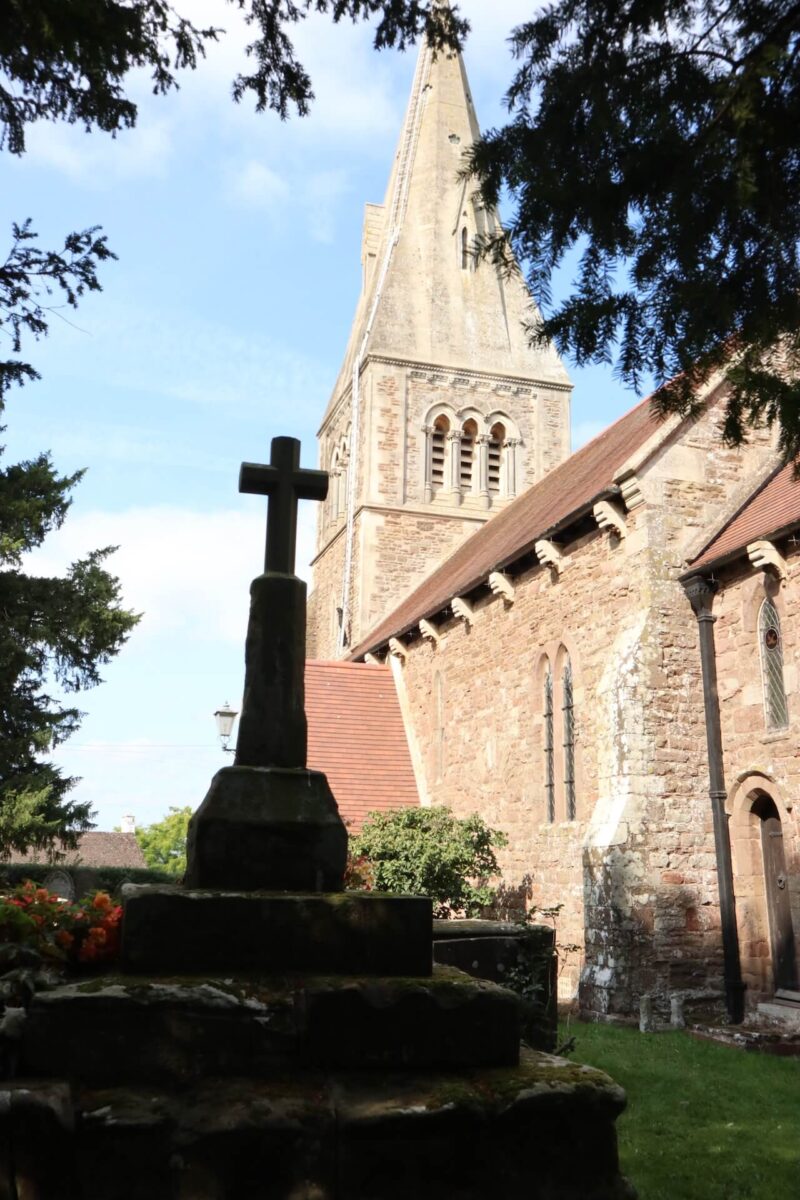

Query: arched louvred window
<box><xmin>759</xmin><ymin>599</ymin><xmax>789</xmax><ymax>730</ymax></box>
<box><xmin>431</xmin><ymin>415</ymin><xmax>449</xmax><ymax>492</ymax></box>
<box><xmin>544</xmin><ymin>664</ymin><xmax>555</xmax><ymax>823</ymax></box>
<box><xmin>461</xmin><ymin>226</ymin><xmax>468</xmax><ymax>270</ymax></box>
<box><xmin>460</xmin><ymin>419</ymin><xmax>477</xmax><ymax>493</ymax></box>
<box><xmin>562</xmin><ymin>655</ymin><xmax>576</xmax><ymax>820</ymax></box>
<box><xmin>488</xmin><ymin>422</ymin><xmax>505</xmax><ymax>494</ymax></box>
<box><xmin>434</xmin><ymin>671</ymin><xmax>445</xmax><ymax>781</ymax></box>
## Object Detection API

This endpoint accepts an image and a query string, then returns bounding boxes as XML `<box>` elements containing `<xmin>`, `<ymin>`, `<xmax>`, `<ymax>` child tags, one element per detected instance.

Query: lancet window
<box><xmin>461</xmin><ymin>227</ymin><xmax>468</xmax><ymax>270</ymax></box>
<box><xmin>488</xmin><ymin>423</ymin><xmax>505</xmax><ymax>494</ymax></box>
<box><xmin>430</xmin><ymin>416</ymin><xmax>449</xmax><ymax>492</ymax></box>
<box><xmin>460</xmin><ymin>419</ymin><xmax>477</xmax><ymax>493</ymax></box>
<box><xmin>759</xmin><ymin>599</ymin><xmax>789</xmax><ymax>730</ymax></box>
<box><xmin>544</xmin><ymin>665</ymin><xmax>555</xmax><ymax>824</ymax></box>
<box><xmin>434</xmin><ymin>671</ymin><xmax>445</xmax><ymax>782</ymax></box>
<box><xmin>562</xmin><ymin>656</ymin><xmax>576</xmax><ymax>820</ymax></box>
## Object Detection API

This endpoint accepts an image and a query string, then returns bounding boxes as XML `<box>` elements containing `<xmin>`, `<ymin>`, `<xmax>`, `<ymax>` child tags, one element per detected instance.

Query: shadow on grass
<box><xmin>564</xmin><ymin>1020</ymin><xmax>800</xmax><ymax>1200</ymax></box>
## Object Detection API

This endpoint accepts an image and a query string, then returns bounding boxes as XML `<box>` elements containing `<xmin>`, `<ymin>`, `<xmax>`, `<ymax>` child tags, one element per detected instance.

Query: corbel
<box><xmin>451</xmin><ymin>596</ymin><xmax>474</xmax><ymax>625</ymax></box>
<box><xmin>488</xmin><ymin>572</ymin><xmax>515</xmax><ymax>603</ymax></box>
<box><xmin>388</xmin><ymin>638</ymin><xmax>408</xmax><ymax>661</ymax></box>
<box><xmin>534</xmin><ymin>539</ymin><xmax>564</xmax><ymax>575</ymax></box>
<box><xmin>747</xmin><ymin>539</ymin><xmax>788</xmax><ymax>581</ymax></box>
<box><xmin>419</xmin><ymin>618</ymin><xmax>441</xmax><ymax>646</ymax></box>
<box><xmin>617</xmin><ymin>472</ymin><xmax>645</xmax><ymax>511</ymax></box>
<box><xmin>593</xmin><ymin>499</ymin><xmax>627</xmax><ymax>539</ymax></box>
<box><xmin>364</xmin><ymin>652</ymin><xmax>384</xmax><ymax>665</ymax></box>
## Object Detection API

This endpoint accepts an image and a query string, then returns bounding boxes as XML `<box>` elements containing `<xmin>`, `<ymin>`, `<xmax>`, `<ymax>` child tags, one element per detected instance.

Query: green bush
<box><xmin>350</xmin><ymin>807</ymin><xmax>507</xmax><ymax>918</ymax></box>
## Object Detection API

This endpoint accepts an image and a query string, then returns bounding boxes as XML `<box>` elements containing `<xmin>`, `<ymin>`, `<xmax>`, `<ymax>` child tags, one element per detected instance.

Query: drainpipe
<box><xmin>683</xmin><ymin>574</ymin><xmax>745</xmax><ymax>1023</ymax></box>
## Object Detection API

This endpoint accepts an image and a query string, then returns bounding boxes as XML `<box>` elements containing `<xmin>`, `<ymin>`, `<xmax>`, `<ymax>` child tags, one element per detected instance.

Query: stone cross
<box><xmin>240</xmin><ymin>437</ymin><xmax>328</xmax><ymax>575</ymax></box>
<box><xmin>233</xmin><ymin>436</ymin><xmax>329</xmax><ymax>771</ymax></box>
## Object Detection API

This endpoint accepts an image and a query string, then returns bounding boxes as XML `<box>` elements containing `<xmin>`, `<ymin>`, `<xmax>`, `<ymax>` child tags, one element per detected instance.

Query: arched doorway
<box><xmin>752</xmin><ymin>793</ymin><xmax>799</xmax><ymax>996</ymax></box>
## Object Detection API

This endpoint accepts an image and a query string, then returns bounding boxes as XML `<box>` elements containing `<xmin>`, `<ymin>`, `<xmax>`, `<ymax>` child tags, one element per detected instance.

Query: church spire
<box><xmin>309</xmin><ymin>35</ymin><xmax>572</xmax><ymax>660</ymax></box>
<box><xmin>325</xmin><ymin>36</ymin><xmax>570</xmax><ymax>412</ymax></box>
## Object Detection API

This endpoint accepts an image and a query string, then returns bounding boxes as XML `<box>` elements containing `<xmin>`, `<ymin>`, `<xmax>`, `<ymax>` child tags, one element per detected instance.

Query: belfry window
<box><xmin>461</xmin><ymin>227</ymin><xmax>468</xmax><ymax>270</ymax></box>
<box><xmin>460</xmin><ymin>419</ymin><xmax>477</xmax><ymax>492</ymax></box>
<box><xmin>544</xmin><ymin>665</ymin><xmax>555</xmax><ymax>823</ymax></box>
<box><xmin>431</xmin><ymin>416</ymin><xmax>449</xmax><ymax>491</ymax></box>
<box><xmin>488</xmin><ymin>423</ymin><xmax>505</xmax><ymax>494</ymax></box>
<box><xmin>562</xmin><ymin>656</ymin><xmax>576</xmax><ymax>820</ymax></box>
<box><xmin>759</xmin><ymin>599</ymin><xmax>789</xmax><ymax>730</ymax></box>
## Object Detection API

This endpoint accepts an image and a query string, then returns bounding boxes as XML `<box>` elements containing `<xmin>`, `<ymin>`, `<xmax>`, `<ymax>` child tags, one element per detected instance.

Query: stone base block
<box><xmin>120</xmin><ymin>886</ymin><xmax>432</xmax><ymax>976</ymax></box>
<box><xmin>3</xmin><ymin>1051</ymin><xmax>634</xmax><ymax>1199</ymax></box>
<box><xmin>184</xmin><ymin>766</ymin><xmax>347</xmax><ymax>891</ymax></box>
<box><xmin>21</xmin><ymin>967</ymin><xmax>520</xmax><ymax>1085</ymax></box>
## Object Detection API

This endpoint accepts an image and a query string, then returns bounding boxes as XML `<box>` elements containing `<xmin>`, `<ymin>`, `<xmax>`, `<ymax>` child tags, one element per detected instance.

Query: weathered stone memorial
<box><xmin>5</xmin><ymin>437</ymin><xmax>634</xmax><ymax>1199</ymax></box>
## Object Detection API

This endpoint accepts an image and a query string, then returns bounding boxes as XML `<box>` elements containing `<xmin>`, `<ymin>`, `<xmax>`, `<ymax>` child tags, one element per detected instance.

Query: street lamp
<box><xmin>214</xmin><ymin>701</ymin><xmax>238</xmax><ymax>753</ymax></box>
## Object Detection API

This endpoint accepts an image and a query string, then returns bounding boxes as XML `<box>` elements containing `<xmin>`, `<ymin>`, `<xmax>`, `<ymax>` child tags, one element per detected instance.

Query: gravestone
<box><xmin>7</xmin><ymin>436</ymin><xmax>635</xmax><ymax>1200</ymax></box>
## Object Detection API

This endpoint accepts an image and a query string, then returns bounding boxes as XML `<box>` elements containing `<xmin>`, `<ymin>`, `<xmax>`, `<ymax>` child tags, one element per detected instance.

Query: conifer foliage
<box><xmin>0</xmin><ymin>222</ymin><xmax>138</xmax><ymax>859</ymax></box>
<box><xmin>467</xmin><ymin>0</ymin><xmax>800</xmax><ymax>455</ymax></box>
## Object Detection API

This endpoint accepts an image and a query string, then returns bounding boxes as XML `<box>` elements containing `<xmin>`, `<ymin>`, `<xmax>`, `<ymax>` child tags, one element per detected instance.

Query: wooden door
<box><xmin>760</xmin><ymin>803</ymin><xmax>799</xmax><ymax>994</ymax></box>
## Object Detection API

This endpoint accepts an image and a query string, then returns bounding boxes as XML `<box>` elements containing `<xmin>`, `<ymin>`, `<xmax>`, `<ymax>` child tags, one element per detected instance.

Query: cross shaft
<box><xmin>240</xmin><ymin>437</ymin><xmax>328</xmax><ymax>574</ymax></box>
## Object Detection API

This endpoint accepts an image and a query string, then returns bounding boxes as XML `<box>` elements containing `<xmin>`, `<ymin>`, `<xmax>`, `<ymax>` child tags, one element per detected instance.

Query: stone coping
<box><xmin>22</xmin><ymin>965</ymin><xmax>522</xmax><ymax>1084</ymax></box>
<box><xmin>121</xmin><ymin>885</ymin><xmax>433</xmax><ymax>977</ymax></box>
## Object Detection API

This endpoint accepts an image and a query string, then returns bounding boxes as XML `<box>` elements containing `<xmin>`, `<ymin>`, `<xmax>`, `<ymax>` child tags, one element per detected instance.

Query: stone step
<box><xmin>1</xmin><ymin>1049</ymin><xmax>634</xmax><ymax>1200</ymax></box>
<box><xmin>21</xmin><ymin>966</ymin><xmax>521</xmax><ymax>1085</ymax></box>
<box><xmin>121</xmin><ymin>885</ymin><xmax>432</xmax><ymax>976</ymax></box>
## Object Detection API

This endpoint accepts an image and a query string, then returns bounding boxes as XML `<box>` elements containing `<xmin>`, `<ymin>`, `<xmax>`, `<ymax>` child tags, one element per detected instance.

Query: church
<box><xmin>305</xmin><ymin>37</ymin><xmax>800</xmax><ymax>1027</ymax></box>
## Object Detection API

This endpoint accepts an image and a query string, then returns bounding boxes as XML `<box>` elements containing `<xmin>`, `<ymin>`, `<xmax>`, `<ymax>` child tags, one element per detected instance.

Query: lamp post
<box><xmin>214</xmin><ymin>702</ymin><xmax>239</xmax><ymax>754</ymax></box>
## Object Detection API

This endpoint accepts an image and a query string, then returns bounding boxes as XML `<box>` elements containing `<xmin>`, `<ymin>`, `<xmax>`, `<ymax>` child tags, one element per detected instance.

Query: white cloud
<box><xmin>25</xmin><ymin>501</ymin><xmax>318</xmax><ymax>646</ymax></box>
<box><xmin>229</xmin><ymin>161</ymin><xmax>290</xmax><ymax>209</ymax></box>
<box><xmin>24</xmin><ymin>115</ymin><xmax>173</xmax><ymax>184</ymax></box>
<box><xmin>45</xmin><ymin>302</ymin><xmax>332</xmax><ymax>425</ymax></box>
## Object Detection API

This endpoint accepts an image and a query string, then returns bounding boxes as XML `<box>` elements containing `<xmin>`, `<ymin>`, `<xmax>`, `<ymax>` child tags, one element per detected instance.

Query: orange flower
<box><xmin>87</xmin><ymin>925</ymin><xmax>107</xmax><ymax>944</ymax></box>
<box><xmin>55</xmin><ymin>930</ymin><xmax>74</xmax><ymax>950</ymax></box>
<box><xmin>34</xmin><ymin>888</ymin><xmax>49</xmax><ymax>903</ymax></box>
<box><xmin>91</xmin><ymin>892</ymin><xmax>112</xmax><ymax>911</ymax></box>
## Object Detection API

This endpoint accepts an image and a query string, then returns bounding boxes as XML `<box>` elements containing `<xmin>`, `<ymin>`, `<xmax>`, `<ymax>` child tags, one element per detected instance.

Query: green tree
<box><xmin>0</xmin><ymin>1</ymin><xmax>467</xmax><ymax>154</ymax></box>
<box><xmin>350</xmin><ymin>806</ymin><xmax>506</xmax><ymax>918</ymax></box>
<box><xmin>134</xmin><ymin>806</ymin><xmax>193</xmax><ymax>877</ymax></box>
<box><xmin>0</xmin><ymin>220</ymin><xmax>139</xmax><ymax>859</ymax></box>
<box><xmin>467</xmin><ymin>1</ymin><xmax>800</xmax><ymax>456</ymax></box>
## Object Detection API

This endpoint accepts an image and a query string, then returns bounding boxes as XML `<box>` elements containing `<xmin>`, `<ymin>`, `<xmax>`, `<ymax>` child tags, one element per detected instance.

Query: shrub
<box><xmin>350</xmin><ymin>807</ymin><xmax>507</xmax><ymax>918</ymax></box>
<box><xmin>0</xmin><ymin>880</ymin><xmax>122</xmax><ymax>967</ymax></box>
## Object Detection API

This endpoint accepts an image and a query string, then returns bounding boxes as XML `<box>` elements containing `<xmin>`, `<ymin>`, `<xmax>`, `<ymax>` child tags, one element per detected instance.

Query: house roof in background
<box><xmin>10</xmin><ymin>832</ymin><xmax>146</xmax><ymax>869</ymax></box>
<box><xmin>689</xmin><ymin>460</ymin><xmax>800</xmax><ymax>570</ymax></box>
<box><xmin>306</xmin><ymin>661</ymin><xmax>419</xmax><ymax>831</ymax></box>
<box><xmin>351</xmin><ymin>393</ymin><xmax>669</xmax><ymax>657</ymax></box>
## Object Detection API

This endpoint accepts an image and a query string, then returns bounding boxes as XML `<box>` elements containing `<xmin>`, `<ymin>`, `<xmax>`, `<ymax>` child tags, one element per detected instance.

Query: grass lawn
<box><xmin>564</xmin><ymin>1020</ymin><xmax>800</xmax><ymax>1200</ymax></box>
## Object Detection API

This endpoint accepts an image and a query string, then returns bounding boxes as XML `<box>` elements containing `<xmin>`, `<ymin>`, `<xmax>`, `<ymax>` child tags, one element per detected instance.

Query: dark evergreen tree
<box><xmin>466</xmin><ymin>0</ymin><xmax>800</xmax><ymax>455</ymax></box>
<box><xmin>0</xmin><ymin>222</ymin><xmax>139</xmax><ymax>858</ymax></box>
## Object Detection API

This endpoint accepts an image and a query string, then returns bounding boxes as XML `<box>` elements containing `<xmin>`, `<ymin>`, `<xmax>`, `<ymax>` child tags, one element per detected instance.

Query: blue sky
<box><xmin>2</xmin><ymin>1</ymin><xmax>633</xmax><ymax>833</ymax></box>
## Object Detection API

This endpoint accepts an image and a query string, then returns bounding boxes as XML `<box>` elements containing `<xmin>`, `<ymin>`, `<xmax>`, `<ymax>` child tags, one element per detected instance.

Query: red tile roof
<box><xmin>690</xmin><ymin>460</ymin><xmax>800</xmax><ymax>570</ymax></box>
<box><xmin>11</xmin><ymin>832</ymin><xmax>147</xmax><ymax>869</ymax></box>
<box><xmin>351</xmin><ymin>393</ymin><xmax>667</xmax><ymax>657</ymax></box>
<box><xmin>306</xmin><ymin>661</ymin><xmax>419</xmax><ymax>831</ymax></box>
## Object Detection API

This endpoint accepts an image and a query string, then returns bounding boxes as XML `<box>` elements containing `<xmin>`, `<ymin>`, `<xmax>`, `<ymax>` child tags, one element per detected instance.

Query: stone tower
<box><xmin>307</xmin><ymin>39</ymin><xmax>572</xmax><ymax>659</ymax></box>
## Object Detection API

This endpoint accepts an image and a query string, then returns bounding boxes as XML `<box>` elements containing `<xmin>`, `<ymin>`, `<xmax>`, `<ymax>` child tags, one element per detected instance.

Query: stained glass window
<box><xmin>544</xmin><ymin>665</ymin><xmax>555</xmax><ymax>823</ymax></box>
<box><xmin>562</xmin><ymin>657</ymin><xmax>576</xmax><ymax>820</ymax></box>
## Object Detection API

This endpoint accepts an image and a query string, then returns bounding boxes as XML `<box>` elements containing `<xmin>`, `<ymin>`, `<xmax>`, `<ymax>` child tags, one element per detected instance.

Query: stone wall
<box><xmin>709</xmin><ymin>548</ymin><xmax>800</xmax><ymax>1004</ymax></box>
<box><xmin>391</xmin><ymin>397</ymin><xmax>780</xmax><ymax>1021</ymax></box>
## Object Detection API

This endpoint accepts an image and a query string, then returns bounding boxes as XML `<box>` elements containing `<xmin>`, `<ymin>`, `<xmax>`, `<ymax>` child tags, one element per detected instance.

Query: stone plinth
<box><xmin>120</xmin><ymin>886</ymin><xmax>432</xmax><ymax>976</ymax></box>
<box><xmin>2</xmin><ymin>1050</ymin><xmax>633</xmax><ymax>1200</ymax></box>
<box><xmin>21</xmin><ymin>966</ymin><xmax>521</xmax><ymax>1085</ymax></box>
<box><xmin>184</xmin><ymin>766</ymin><xmax>347</xmax><ymax>892</ymax></box>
